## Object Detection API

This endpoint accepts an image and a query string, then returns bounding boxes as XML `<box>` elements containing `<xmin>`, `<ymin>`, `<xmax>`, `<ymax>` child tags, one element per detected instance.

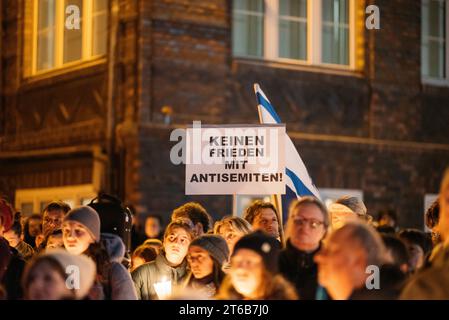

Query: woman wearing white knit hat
<box><xmin>22</xmin><ymin>249</ymin><xmax>96</xmax><ymax>300</ymax></box>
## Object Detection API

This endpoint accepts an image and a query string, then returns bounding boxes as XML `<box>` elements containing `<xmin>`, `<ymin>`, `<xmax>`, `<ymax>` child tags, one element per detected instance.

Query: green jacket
<box><xmin>131</xmin><ymin>252</ymin><xmax>189</xmax><ymax>300</ymax></box>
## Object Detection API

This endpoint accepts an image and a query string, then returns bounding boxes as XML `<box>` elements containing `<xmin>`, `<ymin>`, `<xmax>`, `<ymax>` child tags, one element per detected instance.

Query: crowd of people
<box><xmin>0</xmin><ymin>168</ymin><xmax>448</xmax><ymax>300</ymax></box>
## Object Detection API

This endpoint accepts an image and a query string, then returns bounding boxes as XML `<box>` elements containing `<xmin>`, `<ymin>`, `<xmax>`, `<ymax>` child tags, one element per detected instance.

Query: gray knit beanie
<box><xmin>189</xmin><ymin>234</ymin><xmax>229</xmax><ymax>266</ymax></box>
<box><xmin>63</xmin><ymin>206</ymin><xmax>101</xmax><ymax>242</ymax></box>
<box><xmin>336</xmin><ymin>196</ymin><xmax>367</xmax><ymax>217</ymax></box>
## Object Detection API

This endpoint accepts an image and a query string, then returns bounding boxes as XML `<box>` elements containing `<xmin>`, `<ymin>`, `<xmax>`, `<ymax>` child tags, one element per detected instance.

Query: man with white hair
<box><xmin>314</xmin><ymin>221</ymin><xmax>394</xmax><ymax>300</ymax></box>
<box><xmin>328</xmin><ymin>196</ymin><xmax>372</xmax><ymax>230</ymax></box>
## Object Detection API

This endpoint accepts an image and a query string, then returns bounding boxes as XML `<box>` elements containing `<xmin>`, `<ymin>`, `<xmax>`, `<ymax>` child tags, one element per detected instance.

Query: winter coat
<box><xmin>217</xmin><ymin>274</ymin><xmax>298</xmax><ymax>300</ymax></box>
<box><xmin>0</xmin><ymin>237</ymin><xmax>25</xmax><ymax>300</ymax></box>
<box><xmin>349</xmin><ymin>264</ymin><xmax>406</xmax><ymax>300</ymax></box>
<box><xmin>182</xmin><ymin>273</ymin><xmax>218</xmax><ymax>298</ymax></box>
<box><xmin>279</xmin><ymin>240</ymin><xmax>322</xmax><ymax>300</ymax></box>
<box><xmin>400</xmin><ymin>243</ymin><xmax>449</xmax><ymax>300</ymax></box>
<box><xmin>132</xmin><ymin>251</ymin><xmax>189</xmax><ymax>300</ymax></box>
<box><xmin>89</xmin><ymin>233</ymin><xmax>137</xmax><ymax>300</ymax></box>
<box><xmin>15</xmin><ymin>240</ymin><xmax>35</xmax><ymax>261</ymax></box>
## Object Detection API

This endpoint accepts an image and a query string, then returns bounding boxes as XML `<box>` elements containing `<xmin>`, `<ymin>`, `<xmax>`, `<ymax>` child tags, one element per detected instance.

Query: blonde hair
<box><xmin>285</xmin><ymin>196</ymin><xmax>329</xmax><ymax>240</ymax></box>
<box><xmin>213</xmin><ymin>216</ymin><xmax>252</xmax><ymax>235</ymax></box>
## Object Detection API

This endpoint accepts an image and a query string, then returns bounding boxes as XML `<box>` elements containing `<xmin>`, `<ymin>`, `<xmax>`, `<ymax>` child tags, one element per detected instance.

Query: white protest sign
<box><xmin>185</xmin><ymin>124</ymin><xmax>285</xmax><ymax>195</ymax></box>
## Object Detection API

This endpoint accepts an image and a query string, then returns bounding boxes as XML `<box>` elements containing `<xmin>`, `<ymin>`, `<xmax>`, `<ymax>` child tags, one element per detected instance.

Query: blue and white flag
<box><xmin>254</xmin><ymin>83</ymin><xmax>321</xmax><ymax>200</ymax></box>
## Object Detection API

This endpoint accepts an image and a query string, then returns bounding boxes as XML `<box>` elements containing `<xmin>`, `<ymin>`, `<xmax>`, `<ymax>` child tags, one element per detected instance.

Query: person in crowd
<box><xmin>42</xmin><ymin>201</ymin><xmax>71</xmax><ymax>238</ymax></box>
<box><xmin>398</xmin><ymin>229</ymin><xmax>432</xmax><ymax>273</ymax></box>
<box><xmin>279</xmin><ymin>197</ymin><xmax>329</xmax><ymax>300</ymax></box>
<box><xmin>243</xmin><ymin>201</ymin><xmax>283</xmax><ymax>243</ymax></box>
<box><xmin>314</xmin><ymin>221</ymin><xmax>401</xmax><ymax>300</ymax></box>
<box><xmin>3</xmin><ymin>212</ymin><xmax>34</xmax><ymax>260</ymax></box>
<box><xmin>401</xmin><ymin>169</ymin><xmax>449</xmax><ymax>299</ymax></box>
<box><xmin>183</xmin><ymin>234</ymin><xmax>229</xmax><ymax>298</ymax></box>
<box><xmin>0</xmin><ymin>235</ymin><xmax>11</xmax><ymax>300</ymax></box>
<box><xmin>217</xmin><ymin>230</ymin><xmax>297</xmax><ymax>300</ymax></box>
<box><xmin>35</xmin><ymin>201</ymin><xmax>71</xmax><ymax>251</ymax></box>
<box><xmin>0</xmin><ymin>198</ymin><xmax>26</xmax><ymax>300</ymax></box>
<box><xmin>425</xmin><ymin>199</ymin><xmax>441</xmax><ymax>246</ymax></box>
<box><xmin>377</xmin><ymin>209</ymin><xmax>398</xmax><ymax>231</ymax></box>
<box><xmin>62</xmin><ymin>206</ymin><xmax>137</xmax><ymax>300</ymax></box>
<box><xmin>142</xmin><ymin>238</ymin><xmax>163</xmax><ymax>254</ymax></box>
<box><xmin>45</xmin><ymin>229</ymin><xmax>64</xmax><ymax>250</ymax></box>
<box><xmin>171</xmin><ymin>202</ymin><xmax>213</xmax><ymax>237</ymax></box>
<box><xmin>144</xmin><ymin>214</ymin><xmax>163</xmax><ymax>240</ymax></box>
<box><xmin>23</xmin><ymin>214</ymin><xmax>42</xmax><ymax>248</ymax></box>
<box><xmin>381</xmin><ymin>234</ymin><xmax>410</xmax><ymax>274</ymax></box>
<box><xmin>214</xmin><ymin>216</ymin><xmax>252</xmax><ymax>254</ymax></box>
<box><xmin>22</xmin><ymin>249</ymin><xmax>96</xmax><ymax>300</ymax></box>
<box><xmin>131</xmin><ymin>213</ymin><xmax>164</xmax><ymax>250</ymax></box>
<box><xmin>131</xmin><ymin>244</ymin><xmax>158</xmax><ymax>272</ymax></box>
<box><xmin>328</xmin><ymin>196</ymin><xmax>372</xmax><ymax>230</ymax></box>
<box><xmin>132</xmin><ymin>219</ymin><xmax>194</xmax><ymax>300</ymax></box>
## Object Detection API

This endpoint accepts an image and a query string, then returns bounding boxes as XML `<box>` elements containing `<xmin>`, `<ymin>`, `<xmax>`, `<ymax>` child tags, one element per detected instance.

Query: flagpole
<box><xmin>232</xmin><ymin>193</ymin><xmax>237</xmax><ymax>216</ymax></box>
<box><xmin>257</xmin><ymin>99</ymin><xmax>284</xmax><ymax>243</ymax></box>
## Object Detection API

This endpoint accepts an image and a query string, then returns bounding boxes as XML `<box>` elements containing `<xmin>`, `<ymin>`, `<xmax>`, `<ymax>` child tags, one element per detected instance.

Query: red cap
<box><xmin>0</xmin><ymin>199</ymin><xmax>14</xmax><ymax>232</ymax></box>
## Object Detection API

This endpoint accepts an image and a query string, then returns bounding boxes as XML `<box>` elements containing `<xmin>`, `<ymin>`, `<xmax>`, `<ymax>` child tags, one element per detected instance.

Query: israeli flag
<box><xmin>254</xmin><ymin>83</ymin><xmax>321</xmax><ymax>200</ymax></box>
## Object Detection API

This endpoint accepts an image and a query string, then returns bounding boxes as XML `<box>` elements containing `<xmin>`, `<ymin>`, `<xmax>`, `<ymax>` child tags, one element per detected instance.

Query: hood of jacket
<box><xmin>101</xmin><ymin>233</ymin><xmax>126</xmax><ymax>263</ymax></box>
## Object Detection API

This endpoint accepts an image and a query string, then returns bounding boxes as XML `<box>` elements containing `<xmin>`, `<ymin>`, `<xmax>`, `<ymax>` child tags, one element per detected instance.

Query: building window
<box><xmin>232</xmin><ymin>0</ymin><xmax>358</xmax><ymax>69</ymax></box>
<box><xmin>279</xmin><ymin>0</ymin><xmax>308</xmax><ymax>60</ymax></box>
<box><xmin>32</xmin><ymin>0</ymin><xmax>108</xmax><ymax>75</ymax></box>
<box><xmin>232</xmin><ymin>0</ymin><xmax>265</xmax><ymax>58</ymax></box>
<box><xmin>321</xmin><ymin>0</ymin><xmax>350</xmax><ymax>65</ymax></box>
<box><xmin>15</xmin><ymin>185</ymin><xmax>97</xmax><ymax>216</ymax></box>
<box><xmin>422</xmin><ymin>0</ymin><xmax>449</xmax><ymax>83</ymax></box>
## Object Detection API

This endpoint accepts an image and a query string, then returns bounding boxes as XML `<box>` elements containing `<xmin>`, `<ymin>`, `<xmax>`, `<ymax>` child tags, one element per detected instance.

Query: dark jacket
<box><xmin>132</xmin><ymin>251</ymin><xmax>189</xmax><ymax>300</ymax></box>
<box><xmin>217</xmin><ymin>274</ymin><xmax>298</xmax><ymax>300</ymax></box>
<box><xmin>400</xmin><ymin>243</ymin><xmax>449</xmax><ymax>300</ymax></box>
<box><xmin>0</xmin><ymin>237</ymin><xmax>25</xmax><ymax>300</ymax></box>
<box><xmin>347</xmin><ymin>264</ymin><xmax>406</xmax><ymax>300</ymax></box>
<box><xmin>279</xmin><ymin>240</ymin><xmax>322</xmax><ymax>300</ymax></box>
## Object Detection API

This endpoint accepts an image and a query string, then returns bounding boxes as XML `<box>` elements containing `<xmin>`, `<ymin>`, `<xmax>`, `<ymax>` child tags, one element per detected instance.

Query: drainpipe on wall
<box><xmin>105</xmin><ymin>0</ymin><xmax>119</xmax><ymax>195</ymax></box>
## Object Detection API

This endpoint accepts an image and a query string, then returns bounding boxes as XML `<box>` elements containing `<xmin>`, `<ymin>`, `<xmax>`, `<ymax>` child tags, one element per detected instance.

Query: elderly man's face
<box><xmin>329</xmin><ymin>204</ymin><xmax>358</xmax><ymax>230</ymax></box>
<box><xmin>314</xmin><ymin>228</ymin><xmax>367</xmax><ymax>299</ymax></box>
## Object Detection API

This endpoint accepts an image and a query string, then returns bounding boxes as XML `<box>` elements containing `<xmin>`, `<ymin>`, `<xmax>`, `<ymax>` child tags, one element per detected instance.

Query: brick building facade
<box><xmin>1</xmin><ymin>0</ymin><xmax>449</xmax><ymax>228</ymax></box>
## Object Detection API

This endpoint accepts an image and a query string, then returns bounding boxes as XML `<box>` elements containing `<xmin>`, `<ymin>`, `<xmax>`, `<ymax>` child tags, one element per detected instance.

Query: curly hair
<box><xmin>171</xmin><ymin>202</ymin><xmax>212</xmax><ymax>233</ymax></box>
<box><xmin>425</xmin><ymin>199</ymin><xmax>440</xmax><ymax>230</ymax></box>
<box><xmin>243</xmin><ymin>200</ymin><xmax>278</xmax><ymax>225</ymax></box>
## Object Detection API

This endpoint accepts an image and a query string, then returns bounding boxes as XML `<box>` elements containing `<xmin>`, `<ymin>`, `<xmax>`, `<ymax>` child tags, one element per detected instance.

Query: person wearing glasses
<box><xmin>279</xmin><ymin>197</ymin><xmax>329</xmax><ymax>300</ymax></box>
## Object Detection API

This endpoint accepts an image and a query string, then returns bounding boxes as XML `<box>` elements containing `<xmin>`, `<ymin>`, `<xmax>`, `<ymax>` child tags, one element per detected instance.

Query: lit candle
<box><xmin>154</xmin><ymin>277</ymin><xmax>172</xmax><ymax>300</ymax></box>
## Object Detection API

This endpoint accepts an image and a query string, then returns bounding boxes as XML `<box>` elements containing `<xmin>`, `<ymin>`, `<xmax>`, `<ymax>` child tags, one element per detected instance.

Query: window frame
<box><xmin>15</xmin><ymin>184</ymin><xmax>97</xmax><ymax>216</ymax></box>
<box><xmin>31</xmin><ymin>0</ymin><xmax>107</xmax><ymax>76</ymax></box>
<box><xmin>421</xmin><ymin>0</ymin><xmax>449</xmax><ymax>86</ymax></box>
<box><xmin>233</xmin><ymin>0</ymin><xmax>357</xmax><ymax>70</ymax></box>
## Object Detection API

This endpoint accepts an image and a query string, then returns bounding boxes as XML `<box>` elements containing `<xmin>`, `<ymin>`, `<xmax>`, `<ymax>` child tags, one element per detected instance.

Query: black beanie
<box><xmin>232</xmin><ymin>230</ymin><xmax>281</xmax><ymax>274</ymax></box>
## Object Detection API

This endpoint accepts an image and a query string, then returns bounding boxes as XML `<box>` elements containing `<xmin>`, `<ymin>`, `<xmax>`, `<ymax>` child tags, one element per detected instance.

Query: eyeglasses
<box><xmin>292</xmin><ymin>218</ymin><xmax>325</xmax><ymax>229</ymax></box>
